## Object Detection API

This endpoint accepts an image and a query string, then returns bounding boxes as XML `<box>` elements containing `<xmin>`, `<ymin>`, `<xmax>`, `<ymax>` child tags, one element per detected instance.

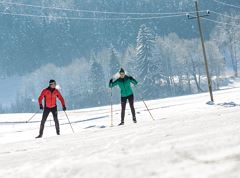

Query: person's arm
<box><xmin>109</xmin><ymin>79</ymin><xmax>119</xmax><ymax>88</ymax></box>
<box><xmin>56</xmin><ymin>90</ymin><xmax>66</xmax><ymax>110</ymax></box>
<box><xmin>129</xmin><ymin>76</ymin><xmax>138</xmax><ymax>86</ymax></box>
<box><xmin>38</xmin><ymin>89</ymin><xmax>46</xmax><ymax>109</ymax></box>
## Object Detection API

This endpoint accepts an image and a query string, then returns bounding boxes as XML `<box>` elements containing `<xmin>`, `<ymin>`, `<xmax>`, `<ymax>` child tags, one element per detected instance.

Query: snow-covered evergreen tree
<box><xmin>136</xmin><ymin>24</ymin><xmax>158</xmax><ymax>98</ymax></box>
<box><xmin>124</xmin><ymin>45</ymin><xmax>137</xmax><ymax>76</ymax></box>
<box><xmin>109</xmin><ymin>48</ymin><xmax>120</xmax><ymax>77</ymax></box>
<box><xmin>89</xmin><ymin>55</ymin><xmax>107</xmax><ymax>106</ymax></box>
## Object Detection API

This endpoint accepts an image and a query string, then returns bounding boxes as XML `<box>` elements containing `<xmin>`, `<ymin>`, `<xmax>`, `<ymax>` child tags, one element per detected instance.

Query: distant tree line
<box><xmin>3</xmin><ymin>11</ymin><xmax>239</xmax><ymax>113</ymax></box>
<box><xmin>0</xmin><ymin>0</ymin><xmax>228</xmax><ymax>77</ymax></box>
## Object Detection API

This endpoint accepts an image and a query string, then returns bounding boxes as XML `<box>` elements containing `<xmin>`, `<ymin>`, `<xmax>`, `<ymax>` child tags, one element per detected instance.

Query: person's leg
<box><xmin>120</xmin><ymin>96</ymin><xmax>127</xmax><ymax>125</ymax></box>
<box><xmin>128</xmin><ymin>95</ymin><xmax>137</xmax><ymax>123</ymax></box>
<box><xmin>51</xmin><ymin>107</ymin><xmax>60</xmax><ymax>135</ymax></box>
<box><xmin>36</xmin><ymin>108</ymin><xmax>50</xmax><ymax>138</ymax></box>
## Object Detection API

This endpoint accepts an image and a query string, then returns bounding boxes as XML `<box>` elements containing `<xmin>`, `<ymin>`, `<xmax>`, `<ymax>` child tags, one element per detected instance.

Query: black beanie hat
<box><xmin>49</xmin><ymin>79</ymin><xmax>56</xmax><ymax>85</ymax></box>
<box><xmin>119</xmin><ymin>68</ymin><xmax>125</xmax><ymax>74</ymax></box>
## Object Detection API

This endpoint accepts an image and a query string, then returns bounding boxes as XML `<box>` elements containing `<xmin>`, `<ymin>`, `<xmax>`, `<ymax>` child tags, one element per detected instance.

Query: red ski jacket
<box><xmin>38</xmin><ymin>87</ymin><xmax>65</xmax><ymax>108</ymax></box>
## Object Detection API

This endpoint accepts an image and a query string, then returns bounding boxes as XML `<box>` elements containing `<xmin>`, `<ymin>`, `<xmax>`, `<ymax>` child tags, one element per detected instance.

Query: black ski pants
<box><xmin>39</xmin><ymin>106</ymin><xmax>60</xmax><ymax>136</ymax></box>
<box><xmin>121</xmin><ymin>94</ymin><xmax>136</xmax><ymax>123</ymax></box>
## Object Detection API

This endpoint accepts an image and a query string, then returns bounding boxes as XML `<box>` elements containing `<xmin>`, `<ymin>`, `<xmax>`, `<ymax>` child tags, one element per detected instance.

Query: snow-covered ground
<box><xmin>1</xmin><ymin>86</ymin><xmax>240</xmax><ymax>178</ymax></box>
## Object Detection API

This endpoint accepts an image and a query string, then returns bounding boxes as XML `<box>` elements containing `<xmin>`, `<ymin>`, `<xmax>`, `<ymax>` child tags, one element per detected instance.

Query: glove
<box><xmin>39</xmin><ymin>104</ymin><xmax>43</xmax><ymax>110</ymax></box>
<box><xmin>63</xmin><ymin>106</ymin><xmax>67</xmax><ymax>111</ymax></box>
<box><xmin>109</xmin><ymin>79</ymin><xmax>113</xmax><ymax>84</ymax></box>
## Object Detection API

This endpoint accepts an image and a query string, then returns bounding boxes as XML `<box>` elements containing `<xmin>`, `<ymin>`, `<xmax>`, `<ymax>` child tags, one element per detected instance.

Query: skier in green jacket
<box><xmin>109</xmin><ymin>68</ymin><xmax>138</xmax><ymax>125</ymax></box>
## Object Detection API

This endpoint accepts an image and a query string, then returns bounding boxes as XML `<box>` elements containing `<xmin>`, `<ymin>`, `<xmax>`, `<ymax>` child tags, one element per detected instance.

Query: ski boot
<box><xmin>133</xmin><ymin>117</ymin><xmax>137</xmax><ymax>123</ymax></box>
<box><xmin>36</xmin><ymin>125</ymin><xmax>44</xmax><ymax>138</ymax></box>
<box><xmin>35</xmin><ymin>135</ymin><xmax>42</xmax><ymax>139</ymax></box>
<box><xmin>118</xmin><ymin>122</ymin><xmax>124</xmax><ymax>126</ymax></box>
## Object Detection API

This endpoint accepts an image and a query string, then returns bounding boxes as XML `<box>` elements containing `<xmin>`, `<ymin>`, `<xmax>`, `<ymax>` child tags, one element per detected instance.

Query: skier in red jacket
<box><xmin>36</xmin><ymin>79</ymin><xmax>66</xmax><ymax>138</ymax></box>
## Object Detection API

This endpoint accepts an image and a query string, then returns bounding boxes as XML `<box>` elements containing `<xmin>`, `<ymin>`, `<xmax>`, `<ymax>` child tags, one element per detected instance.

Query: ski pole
<box><xmin>141</xmin><ymin>97</ymin><xmax>155</xmax><ymax>121</ymax></box>
<box><xmin>110</xmin><ymin>88</ymin><xmax>113</xmax><ymax>127</ymax></box>
<box><xmin>134</xmin><ymin>85</ymin><xmax>155</xmax><ymax>121</ymax></box>
<box><xmin>26</xmin><ymin>110</ymin><xmax>39</xmax><ymax>123</ymax></box>
<box><xmin>64</xmin><ymin>111</ymin><xmax>75</xmax><ymax>133</ymax></box>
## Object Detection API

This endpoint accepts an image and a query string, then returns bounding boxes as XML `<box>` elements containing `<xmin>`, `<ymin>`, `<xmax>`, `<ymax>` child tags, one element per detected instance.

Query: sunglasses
<box><xmin>49</xmin><ymin>83</ymin><xmax>56</xmax><ymax>86</ymax></box>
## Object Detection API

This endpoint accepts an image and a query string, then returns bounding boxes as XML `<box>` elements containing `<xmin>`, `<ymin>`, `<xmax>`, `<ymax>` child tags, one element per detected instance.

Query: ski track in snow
<box><xmin>0</xmin><ymin>87</ymin><xmax>240</xmax><ymax>178</ymax></box>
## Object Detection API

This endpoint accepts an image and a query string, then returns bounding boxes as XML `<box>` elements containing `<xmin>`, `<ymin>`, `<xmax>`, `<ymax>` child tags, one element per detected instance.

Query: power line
<box><xmin>0</xmin><ymin>1</ymin><xmax>207</xmax><ymax>16</ymax></box>
<box><xmin>211</xmin><ymin>11</ymin><xmax>240</xmax><ymax>20</ymax></box>
<box><xmin>212</xmin><ymin>0</ymin><xmax>240</xmax><ymax>9</ymax></box>
<box><xmin>0</xmin><ymin>11</ymin><xmax>186</xmax><ymax>20</ymax></box>
<box><xmin>201</xmin><ymin>17</ymin><xmax>240</xmax><ymax>28</ymax></box>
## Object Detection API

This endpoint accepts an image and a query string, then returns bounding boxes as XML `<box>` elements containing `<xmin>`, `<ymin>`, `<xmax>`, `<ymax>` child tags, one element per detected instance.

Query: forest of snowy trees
<box><xmin>6</xmin><ymin>14</ymin><xmax>240</xmax><ymax>113</ymax></box>
<box><xmin>0</xmin><ymin>0</ymin><xmax>239</xmax><ymax>113</ymax></box>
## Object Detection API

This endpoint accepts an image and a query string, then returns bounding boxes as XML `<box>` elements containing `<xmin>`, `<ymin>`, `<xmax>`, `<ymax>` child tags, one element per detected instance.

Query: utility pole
<box><xmin>187</xmin><ymin>1</ymin><xmax>214</xmax><ymax>102</ymax></box>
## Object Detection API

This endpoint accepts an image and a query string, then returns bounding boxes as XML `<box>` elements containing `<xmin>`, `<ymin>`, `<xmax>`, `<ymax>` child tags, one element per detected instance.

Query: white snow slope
<box><xmin>1</xmin><ymin>86</ymin><xmax>240</xmax><ymax>178</ymax></box>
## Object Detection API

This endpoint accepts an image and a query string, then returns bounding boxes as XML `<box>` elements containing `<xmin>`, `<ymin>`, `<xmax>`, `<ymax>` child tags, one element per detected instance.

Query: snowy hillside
<box><xmin>1</xmin><ymin>86</ymin><xmax>240</xmax><ymax>178</ymax></box>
